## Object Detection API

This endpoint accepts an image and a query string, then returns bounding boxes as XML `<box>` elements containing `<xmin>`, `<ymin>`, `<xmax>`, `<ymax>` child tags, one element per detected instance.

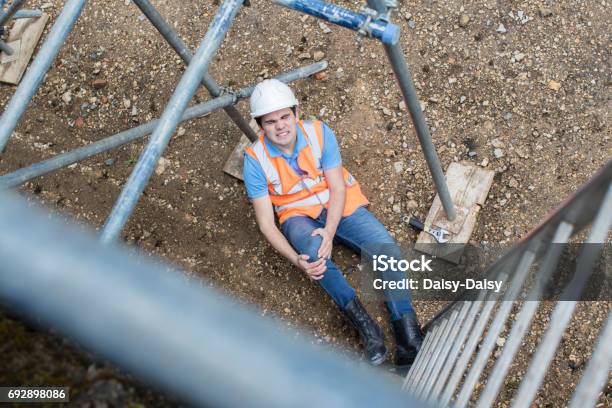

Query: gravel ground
<box><xmin>0</xmin><ymin>0</ymin><xmax>610</xmax><ymax>406</ymax></box>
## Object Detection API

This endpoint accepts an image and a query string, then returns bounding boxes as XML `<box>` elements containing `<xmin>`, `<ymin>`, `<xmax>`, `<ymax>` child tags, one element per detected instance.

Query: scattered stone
<box><xmin>91</xmin><ymin>79</ymin><xmax>107</xmax><ymax>89</ymax></box>
<box><xmin>123</xmin><ymin>98</ymin><xmax>131</xmax><ymax>109</ymax></box>
<box><xmin>407</xmin><ymin>19</ymin><xmax>416</xmax><ymax>29</ymax></box>
<box><xmin>392</xmin><ymin>204</ymin><xmax>401</xmax><ymax>213</ymax></box>
<box><xmin>496</xmin><ymin>23</ymin><xmax>507</xmax><ymax>33</ymax></box>
<box><xmin>313</xmin><ymin>51</ymin><xmax>325</xmax><ymax>61</ymax></box>
<box><xmin>131</xmin><ymin>105</ymin><xmax>138</xmax><ymax>117</ymax></box>
<box><xmin>460</xmin><ymin>95</ymin><xmax>467</xmax><ymax>104</ymax></box>
<box><xmin>383</xmin><ymin>149</ymin><xmax>395</xmax><ymax>157</ymax></box>
<box><xmin>503</xmin><ymin>112</ymin><xmax>513</xmax><ymax>121</ymax></box>
<box><xmin>448</xmin><ymin>77</ymin><xmax>457</xmax><ymax>84</ymax></box>
<box><xmin>318</xmin><ymin>21</ymin><xmax>332</xmax><ymax>33</ymax></box>
<box><xmin>398</xmin><ymin>100</ymin><xmax>406</xmax><ymax>111</ymax></box>
<box><xmin>491</xmin><ymin>138</ymin><xmax>505</xmax><ymax>149</ymax></box>
<box><xmin>61</xmin><ymin>91</ymin><xmax>72</xmax><ymax>104</ymax></box>
<box><xmin>458</xmin><ymin>14</ymin><xmax>470</xmax><ymax>27</ymax></box>
<box><xmin>406</xmin><ymin>200</ymin><xmax>418</xmax><ymax>209</ymax></box>
<box><xmin>297</xmin><ymin>52</ymin><xmax>311</xmax><ymax>60</ymax></box>
<box><xmin>503</xmin><ymin>229</ymin><xmax>512</xmax><ymax>237</ymax></box>
<box><xmin>382</xmin><ymin>107</ymin><xmax>392</xmax><ymax>116</ymax></box>
<box><xmin>539</xmin><ymin>7</ymin><xmax>553</xmax><ymax>18</ymax></box>
<box><xmin>548</xmin><ymin>80</ymin><xmax>561</xmax><ymax>91</ymax></box>
<box><xmin>393</xmin><ymin>161</ymin><xmax>403</xmax><ymax>173</ymax></box>
<box><xmin>75</xmin><ymin>116</ymin><xmax>84</xmax><ymax>128</ymax></box>
<box><xmin>508</xmin><ymin>177</ymin><xmax>519</xmax><ymax>188</ymax></box>
<box><xmin>105</xmin><ymin>158</ymin><xmax>115</xmax><ymax>166</ymax></box>
<box><xmin>177</xmin><ymin>127</ymin><xmax>186</xmax><ymax>136</ymax></box>
<box><xmin>513</xmin><ymin>52</ymin><xmax>526</xmax><ymax>62</ymax></box>
<box><xmin>314</xmin><ymin>72</ymin><xmax>328</xmax><ymax>81</ymax></box>
<box><xmin>480</xmin><ymin>158</ymin><xmax>489</xmax><ymax>167</ymax></box>
<box><xmin>468</xmin><ymin>151</ymin><xmax>477</xmax><ymax>158</ymax></box>
<box><xmin>155</xmin><ymin>157</ymin><xmax>168</xmax><ymax>175</ymax></box>
<box><xmin>494</xmin><ymin>148</ymin><xmax>505</xmax><ymax>158</ymax></box>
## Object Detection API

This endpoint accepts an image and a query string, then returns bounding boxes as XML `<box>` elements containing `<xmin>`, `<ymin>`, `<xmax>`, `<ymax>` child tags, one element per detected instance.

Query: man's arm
<box><xmin>252</xmin><ymin>195</ymin><xmax>327</xmax><ymax>280</ymax></box>
<box><xmin>312</xmin><ymin>166</ymin><xmax>346</xmax><ymax>259</ymax></box>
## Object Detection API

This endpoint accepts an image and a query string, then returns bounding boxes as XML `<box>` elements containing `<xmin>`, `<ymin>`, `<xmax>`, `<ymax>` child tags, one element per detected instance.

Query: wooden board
<box><xmin>223</xmin><ymin>119</ymin><xmax>259</xmax><ymax>180</ymax></box>
<box><xmin>414</xmin><ymin>162</ymin><xmax>495</xmax><ymax>263</ymax></box>
<box><xmin>0</xmin><ymin>13</ymin><xmax>49</xmax><ymax>85</ymax></box>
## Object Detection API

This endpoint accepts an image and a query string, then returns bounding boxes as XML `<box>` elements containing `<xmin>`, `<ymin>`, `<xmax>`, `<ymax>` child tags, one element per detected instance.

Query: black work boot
<box><xmin>343</xmin><ymin>297</ymin><xmax>388</xmax><ymax>366</ymax></box>
<box><xmin>392</xmin><ymin>311</ymin><xmax>424</xmax><ymax>373</ymax></box>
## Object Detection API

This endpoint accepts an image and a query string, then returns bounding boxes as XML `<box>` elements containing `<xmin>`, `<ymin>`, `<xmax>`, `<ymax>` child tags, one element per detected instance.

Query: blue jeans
<box><xmin>281</xmin><ymin>206</ymin><xmax>414</xmax><ymax>321</ymax></box>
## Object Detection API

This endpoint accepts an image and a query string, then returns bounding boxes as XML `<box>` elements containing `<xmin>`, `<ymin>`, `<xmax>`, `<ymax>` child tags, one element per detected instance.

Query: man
<box><xmin>243</xmin><ymin>79</ymin><xmax>423</xmax><ymax>370</ymax></box>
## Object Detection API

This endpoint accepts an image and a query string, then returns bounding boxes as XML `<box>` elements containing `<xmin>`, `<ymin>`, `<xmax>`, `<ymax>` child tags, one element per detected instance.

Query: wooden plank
<box><xmin>223</xmin><ymin>119</ymin><xmax>260</xmax><ymax>180</ymax></box>
<box><xmin>0</xmin><ymin>13</ymin><xmax>49</xmax><ymax>85</ymax></box>
<box><xmin>414</xmin><ymin>162</ymin><xmax>495</xmax><ymax>263</ymax></box>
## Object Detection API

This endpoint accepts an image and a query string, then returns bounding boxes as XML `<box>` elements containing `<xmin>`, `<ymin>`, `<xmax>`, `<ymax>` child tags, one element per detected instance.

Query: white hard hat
<box><xmin>250</xmin><ymin>79</ymin><xmax>299</xmax><ymax>118</ymax></box>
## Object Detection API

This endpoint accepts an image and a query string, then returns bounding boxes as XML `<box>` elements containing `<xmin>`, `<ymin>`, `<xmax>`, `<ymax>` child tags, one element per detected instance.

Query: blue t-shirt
<box><xmin>243</xmin><ymin>122</ymin><xmax>342</xmax><ymax>199</ymax></box>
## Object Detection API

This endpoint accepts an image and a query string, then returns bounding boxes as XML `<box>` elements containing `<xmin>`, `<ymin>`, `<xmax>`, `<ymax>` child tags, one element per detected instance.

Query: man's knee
<box><xmin>300</xmin><ymin>235</ymin><xmax>323</xmax><ymax>261</ymax></box>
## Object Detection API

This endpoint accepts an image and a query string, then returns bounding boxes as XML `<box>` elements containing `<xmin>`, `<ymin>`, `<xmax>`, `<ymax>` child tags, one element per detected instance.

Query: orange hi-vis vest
<box><xmin>244</xmin><ymin>120</ymin><xmax>369</xmax><ymax>224</ymax></box>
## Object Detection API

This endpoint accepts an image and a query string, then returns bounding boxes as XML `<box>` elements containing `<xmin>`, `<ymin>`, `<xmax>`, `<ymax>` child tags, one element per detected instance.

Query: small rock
<box><xmin>313</xmin><ymin>51</ymin><xmax>325</xmax><ymax>61</ymax></box>
<box><xmin>480</xmin><ymin>158</ymin><xmax>489</xmax><ymax>167</ymax></box>
<box><xmin>514</xmin><ymin>52</ymin><xmax>526</xmax><ymax>62</ymax></box>
<box><xmin>496</xmin><ymin>23</ymin><xmax>507</xmax><ymax>33</ymax></box>
<box><xmin>314</xmin><ymin>72</ymin><xmax>328</xmax><ymax>81</ymax></box>
<box><xmin>392</xmin><ymin>204</ymin><xmax>401</xmax><ymax>213</ymax></box>
<box><xmin>460</xmin><ymin>95</ymin><xmax>467</xmax><ymax>104</ymax></box>
<box><xmin>155</xmin><ymin>157</ymin><xmax>168</xmax><ymax>175</ymax></box>
<box><xmin>458</xmin><ymin>14</ymin><xmax>470</xmax><ymax>27</ymax></box>
<box><xmin>468</xmin><ymin>151</ymin><xmax>477</xmax><ymax>158</ymax></box>
<box><xmin>383</xmin><ymin>149</ymin><xmax>395</xmax><ymax>157</ymax></box>
<box><xmin>494</xmin><ymin>148</ymin><xmax>504</xmax><ymax>158</ymax></box>
<box><xmin>104</xmin><ymin>158</ymin><xmax>115</xmax><ymax>166</ymax></box>
<box><xmin>503</xmin><ymin>112</ymin><xmax>513</xmax><ymax>121</ymax></box>
<box><xmin>382</xmin><ymin>107</ymin><xmax>392</xmax><ymax>116</ymax></box>
<box><xmin>318</xmin><ymin>21</ymin><xmax>332</xmax><ymax>33</ymax></box>
<box><xmin>61</xmin><ymin>91</ymin><xmax>72</xmax><ymax>104</ymax></box>
<box><xmin>407</xmin><ymin>19</ymin><xmax>416</xmax><ymax>29</ymax></box>
<box><xmin>491</xmin><ymin>138</ymin><xmax>505</xmax><ymax>149</ymax></box>
<box><xmin>503</xmin><ymin>229</ymin><xmax>512</xmax><ymax>237</ymax></box>
<box><xmin>284</xmin><ymin>307</ymin><xmax>291</xmax><ymax>314</ymax></box>
<box><xmin>497</xmin><ymin>337</ymin><xmax>506</xmax><ymax>347</ymax></box>
<box><xmin>297</xmin><ymin>52</ymin><xmax>311</xmax><ymax>60</ymax></box>
<box><xmin>123</xmin><ymin>98</ymin><xmax>131</xmax><ymax>109</ymax></box>
<box><xmin>393</xmin><ymin>161</ymin><xmax>403</xmax><ymax>173</ymax></box>
<box><xmin>406</xmin><ymin>200</ymin><xmax>418</xmax><ymax>209</ymax></box>
<box><xmin>508</xmin><ymin>177</ymin><xmax>519</xmax><ymax>188</ymax></box>
<box><xmin>177</xmin><ymin>127</ymin><xmax>186</xmax><ymax>136</ymax></box>
<box><xmin>91</xmin><ymin>79</ymin><xmax>107</xmax><ymax>89</ymax></box>
<box><xmin>131</xmin><ymin>105</ymin><xmax>138</xmax><ymax>117</ymax></box>
<box><xmin>548</xmin><ymin>80</ymin><xmax>561</xmax><ymax>91</ymax></box>
<box><xmin>398</xmin><ymin>100</ymin><xmax>406</xmax><ymax>111</ymax></box>
<box><xmin>539</xmin><ymin>7</ymin><xmax>553</xmax><ymax>18</ymax></box>
<box><xmin>75</xmin><ymin>116</ymin><xmax>85</xmax><ymax>128</ymax></box>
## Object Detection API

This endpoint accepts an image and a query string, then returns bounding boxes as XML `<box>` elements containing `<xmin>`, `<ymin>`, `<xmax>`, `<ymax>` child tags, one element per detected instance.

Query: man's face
<box><xmin>259</xmin><ymin>107</ymin><xmax>298</xmax><ymax>151</ymax></box>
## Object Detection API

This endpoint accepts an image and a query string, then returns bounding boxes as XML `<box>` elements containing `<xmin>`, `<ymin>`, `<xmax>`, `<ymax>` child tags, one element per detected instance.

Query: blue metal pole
<box><xmin>0</xmin><ymin>0</ymin><xmax>87</xmax><ymax>153</ymax></box>
<box><xmin>0</xmin><ymin>0</ymin><xmax>26</xmax><ymax>27</ymax></box>
<box><xmin>0</xmin><ymin>190</ymin><xmax>428</xmax><ymax>408</ymax></box>
<box><xmin>132</xmin><ymin>0</ymin><xmax>258</xmax><ymax>142</ymax></box>
<box><xmin>365</xmin><ymin>0</ymin><xmax>456</xmax><ymax>220</ymax></box>
<box><xmin>99</xmin><ymin>0</ymin><xmax>244</xmax><ymax>244</ymax></box>
<box><xmin>0</xmin><ymin>39</ymin><xmax>13</xmax><ymax>55</ymax></box>
<box><xmin>0</xmin><ymin>61</ymin><xmax>328</xmax><ymax>189</ymax></box>
<box><xmin>13</xmin><ymin>9</ymin><xmax>43</xmax><ymax>19</ymax></box>
<box><xmin>272</xmin><ymin>0</ymin><xmax>400</xmax><ymax>45</ymax></box>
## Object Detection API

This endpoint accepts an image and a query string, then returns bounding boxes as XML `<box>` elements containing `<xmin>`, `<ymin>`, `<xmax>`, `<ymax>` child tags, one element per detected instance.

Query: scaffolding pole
<box><xmin>100</xmin><ymin>0</ymin><xmax>244</xmax><ymax>244</ymax></box>
<box><xmin>0</xmin><ymin>62</ymin><xmax>327</xmax><ymax>189</ymax></box>
<box><xmin>132</xmin><ymin>0</ymin><xmax>258</xmax><ymax>142</ymax></box>
<box><xmin>0</xmin><ymin>0</ymin><xmax>87</xmax><ymax>152</ymax></box>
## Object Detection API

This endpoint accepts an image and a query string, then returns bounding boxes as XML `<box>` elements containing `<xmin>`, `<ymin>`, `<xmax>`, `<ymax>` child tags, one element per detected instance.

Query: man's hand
<box><xmin>296</xmin><ymin>254</ymin><xmax>327</xmax><ymax>280</ymax></box>
<box><xmin>312</xmin><ymin>228</ymin><xmax>333</xmax><ymax>259</ymax></box>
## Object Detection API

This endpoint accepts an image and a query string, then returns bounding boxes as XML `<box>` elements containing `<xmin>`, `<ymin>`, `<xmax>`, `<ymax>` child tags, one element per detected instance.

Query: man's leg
<box><xmin>333</xmin><ymin>206</ymin><xmax>415</xmax><ymax>320</ymax></box>
<box><xmin>281</xmin><ymin>215</ymin><xmax>387</xmax><ymax>365</ymax></box>
<box><xmin>281</xmin><ymin>215</ymin><xmax>356</xmax><ymax>309</ymax></box>
<box><xmin>333</xmin><ymin>206</ymin><xmax>424</xmax><ymax>372</ymax></box>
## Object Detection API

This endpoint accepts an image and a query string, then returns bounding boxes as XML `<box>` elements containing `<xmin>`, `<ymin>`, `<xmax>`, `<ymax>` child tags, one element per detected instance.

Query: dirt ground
<box><xmin>0</xmin><ymin>0</ymin><xmax>610</xmax><ymax>406</ymax></box>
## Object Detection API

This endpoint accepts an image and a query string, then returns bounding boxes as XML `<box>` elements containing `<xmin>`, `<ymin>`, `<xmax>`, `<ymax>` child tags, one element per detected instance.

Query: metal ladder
<box><xmin>403</xmin><ymin>161</ymin><xmax>612</xmax><ymax>407</ymax></box>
